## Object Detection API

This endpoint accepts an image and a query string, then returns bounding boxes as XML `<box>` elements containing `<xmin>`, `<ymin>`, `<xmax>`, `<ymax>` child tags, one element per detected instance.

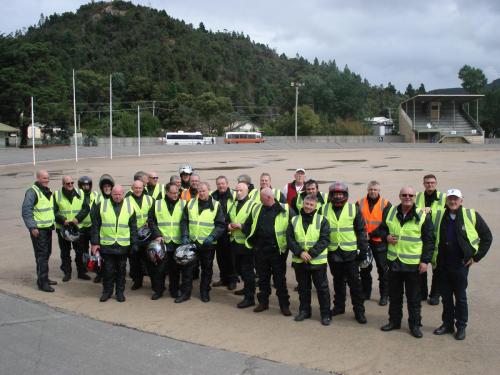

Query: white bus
<box><xmin>164</xmin><ymin>131</ymin><xmax>208</xmax><ymax>145</ymax></box>
<box><xmin>224</xmin><ymin>131</ymin><xmax>265</xmax><ymax>144</ymax></box>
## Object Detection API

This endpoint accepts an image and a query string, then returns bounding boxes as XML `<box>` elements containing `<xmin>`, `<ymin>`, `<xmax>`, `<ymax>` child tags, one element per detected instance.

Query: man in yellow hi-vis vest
<box><xmin>22</xmin><ymin>170</ymin><xmax>57</xmax><ymax>292</ymax></box>
<box><xmin>126</xmin><ymin>179</ymin><xmax>154</xmax><ymax>291</ymax></box>
<box><xmin>54</xmin><ymin>175</ymin><xmax>90</xmax><ymax>282</ymax></box>
<box><xmin>148</xmin><ymin>182</ymin><xmax>186</xmax><ymax>301</ymax></box>
<box><xmin>243</xmin><ymin>187</ymin><xmax>295</xmax><ymax>317</ymax></box>
<box><xmin>91</xmin><ymin>185</ymin><xmax>138</xmax><ymax>303</ymax></box>
<box><xmin>180</xmin><ymin>181</ymin><xmax>226</xmax><ymax>302</ymax></box>
<box><xmin>287</xmin><ymin>194</ymin><xmax>331</xmax><ymax>326</ymax></box>
<box><xmin>227</xmin><ymin>182</ymin><xmax>256</xmax><ymax>308</ymax></box>
<box><xmin>323</xmin><ymin>182</ymin><xmax>368</xmax><ymax>324</ymax></box>
<box><xmin>379</xmin><ymin>185</ymin><xmax>435</xmax><ymax>338</ymax></box>
<box><xmin>416</xmin><ymin>173</ymin><xmax>446</xmax><ymax>305</ymax></box>
<box><xmin>432</xmin><ymin>189</ymin><xmax>492</xmax><ymax>341</ymax></box>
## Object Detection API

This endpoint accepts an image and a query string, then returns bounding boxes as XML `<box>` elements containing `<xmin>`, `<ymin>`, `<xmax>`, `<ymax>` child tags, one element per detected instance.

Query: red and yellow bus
<box><xmin>224</xmin><ymin>132</ymin><xmax>265</xmax><ymax>144</ymax></box>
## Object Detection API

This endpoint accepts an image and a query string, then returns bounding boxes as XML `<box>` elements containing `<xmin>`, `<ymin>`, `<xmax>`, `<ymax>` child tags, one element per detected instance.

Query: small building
<box><xmin>399</xmin><ymin>95</ymin><xmax>484</xmax><ymax>143</ymax></box>
<box><xmin>365</xmin><ymin>117</ymin><xmax>395</xmax><ymax>136</ymax></box>
<box><xmin>226</xmin><ymin>121</ymin><xmax>260</xmax><ymax>132</ymax></box>
<box><xmin>0</xmin><ymin>122</ymin><xmax>20</xmax><ymax>148</ymax></box>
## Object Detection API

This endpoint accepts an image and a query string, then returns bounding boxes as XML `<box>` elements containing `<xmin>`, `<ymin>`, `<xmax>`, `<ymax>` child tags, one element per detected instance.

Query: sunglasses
<box><xmin>400</xmin><ymin>194</ymin><xmax>414</xmax><ymax>198</ymax></box>
<box><xmin>150</xmin><ymin>177</ymin><xmax>159</xmax><ymax>180</ymax></box>
<box><xmin>64</xmin><ymin>182</ymin><xmax>74</xmax><ymax>186</ymax></box>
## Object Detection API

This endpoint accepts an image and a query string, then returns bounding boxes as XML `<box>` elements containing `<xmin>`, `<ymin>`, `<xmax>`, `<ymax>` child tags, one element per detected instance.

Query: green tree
<box><xmin>405</xmin><ymin>83</ymin><xmax>415</xmax><ymax>98</ymax></box>
<box><xmin>458</xmin><ymin>65</ymin><xmax>487</xmax><ymax>94</ymax></box>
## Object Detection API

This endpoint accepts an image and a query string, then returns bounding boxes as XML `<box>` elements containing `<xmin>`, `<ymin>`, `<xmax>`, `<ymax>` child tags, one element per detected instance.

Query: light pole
<box><xmin>109</xmin><ymin>74</ymin><xmax>113</xmax><ymax>159</ymax></box>
<box><xmin>290</xmin><ymin>81</ymin><xmax>304</xmax><ymax>143</ymax></box>
<box><xmin>72</xmin><ymin>69</ymin><xmax>78</xmax><ymax>163</ymax></box>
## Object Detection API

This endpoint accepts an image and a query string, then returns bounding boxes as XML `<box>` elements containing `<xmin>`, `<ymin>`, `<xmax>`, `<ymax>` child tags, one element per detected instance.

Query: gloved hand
<box><xmin>181</xmin><ymin>236</ymin><xmax>189</xmax><ymax>245</ymax></box>
<box><xmin>202</xmin><ymin>236</ymin><xmax>214</xmax><ymax>247</ymax></box>
<box><xmin>356</xmin><ymin>249</ymin><xmax>367</xmax><ymax>263</ymax></box>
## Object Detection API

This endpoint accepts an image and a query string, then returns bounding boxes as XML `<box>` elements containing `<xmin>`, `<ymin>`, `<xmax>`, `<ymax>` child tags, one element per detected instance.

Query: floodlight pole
<box><xmin>72</xmin><ymin>69</ymin><xmax>78</xmax><ymax>163</ymax></box>
<box><xmin>291</xmin><ymin>82</ymin><xmax>304</xmax><ymax>143</ymax></box>
<box><xmin>137</xmin><ymin>105</ymin><xmax>141</xmax><ymax>157</ymax></box>
<box><xmin>109</xmin><ymin>74</ymin><xmax>113</xmax><ymax>160</ymax></box>
<box><xmin>31</xmin><ymin>96</ymin><xmax>35</xmax><ymax>168</ymax></box>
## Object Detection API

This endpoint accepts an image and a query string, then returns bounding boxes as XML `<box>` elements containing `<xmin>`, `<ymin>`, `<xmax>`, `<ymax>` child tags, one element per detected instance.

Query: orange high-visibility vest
<box><xmin>180</xmin><ymin>189</ymin><xmax>197</xmax><ymax>202</ymax></box>
<box><xmin>357</xmin><ymin>196</ymin><xmax>388</xmax><ymax>243</ymax></box>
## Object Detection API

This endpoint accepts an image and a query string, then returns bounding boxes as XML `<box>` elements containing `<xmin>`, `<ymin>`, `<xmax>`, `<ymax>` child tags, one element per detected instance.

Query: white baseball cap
<box><xmin>446</xmin><ymin>188</ymin><xmax>463</xmax><ymax>198</ymax></box>
<box><xmin>295</xmin><ymin>168</ymin><xmax>306</xmax><ymax>174</ymax></box>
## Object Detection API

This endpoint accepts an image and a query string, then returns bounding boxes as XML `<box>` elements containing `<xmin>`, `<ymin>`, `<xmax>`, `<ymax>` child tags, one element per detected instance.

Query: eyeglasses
<box><xmin>64</xmin><ymin>182</ymin><xmax>74</xmax><ymax>185</ymax></box>
<box><xmin>150</xmin><ymin>177</ymin><xmax>159</xmax><ymax>180</ymax></box>
<box><xmin>400</xmin><ymin>194</ymin><xmax>414</xmax><ymax>198</ymax></box>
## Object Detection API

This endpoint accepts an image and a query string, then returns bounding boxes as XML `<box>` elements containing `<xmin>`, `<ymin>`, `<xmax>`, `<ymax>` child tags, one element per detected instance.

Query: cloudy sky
<box><xmin>2</xmin><ymin>0</ymin><xmax>499</xmax><ymax>91</ymax></box>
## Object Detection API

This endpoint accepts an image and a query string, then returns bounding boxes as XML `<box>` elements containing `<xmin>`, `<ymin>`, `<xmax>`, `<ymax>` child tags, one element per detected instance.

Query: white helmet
<box><xmin>179</xmin><ymin>165</ymin><xmax>193</xmax><ymax>175</ymax></box>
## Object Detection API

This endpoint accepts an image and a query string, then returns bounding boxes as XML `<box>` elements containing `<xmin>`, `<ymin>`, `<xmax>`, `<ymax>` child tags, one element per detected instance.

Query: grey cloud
<box><xmin>1</xmin><ymin>0</ymin><xmax>499</xmax><ymax>90</ymax></box>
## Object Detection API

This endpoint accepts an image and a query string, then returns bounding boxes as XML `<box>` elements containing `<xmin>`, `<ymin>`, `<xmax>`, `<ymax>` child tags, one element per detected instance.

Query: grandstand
<box><xmin>399</xmin><ymin>95</ymin><xmax>484</xmax><ymax>143</ymax></box>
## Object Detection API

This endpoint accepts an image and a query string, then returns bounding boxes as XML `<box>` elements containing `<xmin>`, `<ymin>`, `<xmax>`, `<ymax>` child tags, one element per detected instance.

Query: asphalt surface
<box><xmin>0</xmin><ymin>291</ymin><xmax>328</xmax><ymax>375</ymax></box>
<box><xmin>2</xmin><ymin>141</ymin><xmax>499</xmax><ymax>165</ymax></box>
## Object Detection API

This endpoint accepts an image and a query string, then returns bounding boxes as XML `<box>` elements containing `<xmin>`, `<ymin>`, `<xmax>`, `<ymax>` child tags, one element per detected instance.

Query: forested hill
<box><xmin>0</xmin><ymin>1</ymin><xmax>403</xmax><ymax>138</ymax></box>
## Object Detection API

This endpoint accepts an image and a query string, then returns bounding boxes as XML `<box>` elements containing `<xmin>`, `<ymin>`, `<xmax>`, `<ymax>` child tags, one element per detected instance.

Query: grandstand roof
<box><xmin>401</xmin><ymin>94</ymin><xmax>484</xmax><ymax>105</ymax></box>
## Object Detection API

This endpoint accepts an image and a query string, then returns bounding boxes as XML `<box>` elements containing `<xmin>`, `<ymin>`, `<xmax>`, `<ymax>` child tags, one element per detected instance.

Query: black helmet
<box><xmin>357</xmin><ymin>249</ymin><xmax>373</xmax><ymax>269</ymax></box>
<box><xmin>137</xmin><ymin>225</ymin><xmax>152</xmax><ymax>246</ymax></box>
<box><xmin>78</xmin><ymin>176</ymin><xmax>93</xmax><ymax>190</ymax></box>
<box><xmin>99</xmin><ymin>174</ymin><xmax>115</xmax><ymax>191</ymax></box>
<box><xmin>61</xmin><ymin>223</ymin><xmax>80</xmax><ymax>242</ymax></box>
<box><xmin>174</xmin><ymin>244</ymin><xmax>198</xmax><ymax>266</ymax></box>
<box><xmin>329</xmin><ymin>181</ymin><xmax>349</xmax><ymax>207</ymax></box>
<box><xmin>147</xmin><ymin>241</ymin><xmax>166</xmax><ymax>265</ymax></box>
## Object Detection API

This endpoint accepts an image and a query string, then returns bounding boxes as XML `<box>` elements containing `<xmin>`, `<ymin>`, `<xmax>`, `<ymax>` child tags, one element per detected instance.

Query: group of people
<box><xmin>22</xmin><ymin>166</ymin><xmax>492</xmax><ymax>340</ymax></box>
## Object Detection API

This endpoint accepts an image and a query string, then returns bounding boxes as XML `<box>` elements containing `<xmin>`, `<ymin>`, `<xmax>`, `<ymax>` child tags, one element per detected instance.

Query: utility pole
<box><xmin>290</xmin><ymin>82</ymin><xmax>305</xmax><ymax>143</ymax></box>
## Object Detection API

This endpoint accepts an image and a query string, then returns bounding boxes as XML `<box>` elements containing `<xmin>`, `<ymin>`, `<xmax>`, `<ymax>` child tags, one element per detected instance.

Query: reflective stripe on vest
<box><xmin>291</xmin><ymin>213</ymin><xmax>328</xmax><ymax>264</ymax></box>
<box><xmin>386</xmin><ymin>206</ymin><xmax>426</xmax><ymax>265</ymax></box>
<box><xmin>187</xmin><ymin>198</ymin><xmax>220</xmax><ymax>245</ymax></box>
<box><xmin>155</xmin><ymin>199</ymin><xmax>185</xmax><ymax>244</ymax></box>
<box><xmin>432</xmin><ymin>207</ymin><xmax>479</xmax><ymax>266</ymax></box>
<box><xmin>131</xmin><ymin>194</ymin><xmax>153</xmax><ymax>227</ymax></box>
<box><xmin>357</xmin><ymin>196</ymin><xmax>388</xmax><ymax>243</ymax></box>
<box><xmin>99</xmin><ymin>197</ymin><xmax>133</xmax><ymax>246</ymax></box>
<box><xmin>80</xmin><ymin>192</ymin><xmax>95</xmax><ymax>228</ymax></box>
<box><xmin>31</xmin><ymin>185</ymin><xmax>55</xmax><ymax>228</ymax></box>
<box><xmin>54</xmin><ymin>188</ymin><xmax>84</xmax><ymax>229</ymax></box>
<box><xmin>228</xmin><ymin>199</ymin><xmax>254</xmax><ymax>244</ymax></box>
<box><xmin>323</xmin><ymin>202</ymin><xmax>357</xmax><ymax>251</ymax></box>
<box><xmin>245</xmin><ymin>203</ymin><xmax>290</xmax><ymax>252</ymax></box>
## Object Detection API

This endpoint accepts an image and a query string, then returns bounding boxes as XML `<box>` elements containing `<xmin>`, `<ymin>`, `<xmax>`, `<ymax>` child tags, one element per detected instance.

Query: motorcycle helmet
<box><xmin>329</xmin><ymin>181</ymin><xmax>349</xmax><ymax>207</ymax></box>
<box><xmin>174</xmin><ymin>244</ymin><xmax>198</xmax><ymax>266</ymax></box>
<box><xmin>137</xmin><ymin>225</ymin><xmax>152</xmax><ymax>246</ymax></box>
<box><xmin>179</xmin><ymin>165</ymin><xmax>193</xmax><ymax>175</ymax></box>
<box><xmin>357</xmin><ymin>249</ymin><xmax>373</xmax><ymax>269</ymax></box>
<box><xmin>84</xmin><ymin>252</ymin><xmax>103</xmax><ymax>273</ymax></box>
<box><xmin>78</xmin><ymin>176</ymin><xmax>93</xmax><ymax>191</ymax></box>
<box><xmin>61</xmin><ymin>223</ymin><xmax>80</xmax><ymax>242</ymax></box>
<box><xmin>147</xmin><ymin>241</ymin><xmax>166</xmax><ymax>264</ymax></box>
